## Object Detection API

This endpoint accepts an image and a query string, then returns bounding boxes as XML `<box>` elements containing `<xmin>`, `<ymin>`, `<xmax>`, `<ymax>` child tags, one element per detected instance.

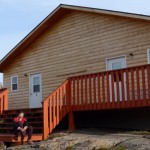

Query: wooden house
<box><xmin>0</xmin><ymin>4</ymin><xmax>150</xmax><ymax>144</ymax></box>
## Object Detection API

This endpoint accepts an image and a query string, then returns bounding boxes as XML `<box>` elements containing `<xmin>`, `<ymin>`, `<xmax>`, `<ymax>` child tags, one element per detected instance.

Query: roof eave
<box><xmin>1</xmin><ymin>4</ymin><xmax>150</xmax><ymax>72</ymax></box>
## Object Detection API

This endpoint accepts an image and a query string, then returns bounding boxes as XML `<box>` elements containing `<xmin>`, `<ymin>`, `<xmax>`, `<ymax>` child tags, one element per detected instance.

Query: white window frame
<box><xmin>11</xmin><ymin>76</ymin><xmax>18</xmax><ymax>92</ymax></box>
<box><xmin>147</xmin><ymin>49</ymin><xmax>150</xmax><ymax>64</ymax></box>
<box><xmin>106</xmin><ymin>55</ymin><xmax>127</xmax><ymax>71</ymax></box>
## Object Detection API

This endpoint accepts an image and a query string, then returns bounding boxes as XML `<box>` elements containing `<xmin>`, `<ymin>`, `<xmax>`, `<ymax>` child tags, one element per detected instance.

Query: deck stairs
<box><xmin>0</xmin><ymin>108</ymin><xmax>43</xmax><ymax>142</ymax></box>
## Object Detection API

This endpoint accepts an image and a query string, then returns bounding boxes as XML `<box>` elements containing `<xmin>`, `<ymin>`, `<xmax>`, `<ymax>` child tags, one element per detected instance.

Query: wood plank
<box><xmin>59</xmin><ymin>87</ymin><xmax>62</xmax><ymax>120</ymax></box>
<box><xmin>136</xmin><ymin>67</ymin><xmax>140</xmax><ymax>107</ymax></box>
<box><xmin>89</xmin><ymin>75</ymin><xmax>92</xmax><ymax>110</ymax></box>
<box><xmin>98</xmin><ymin>74</ymin><xmax>101</xmax><ymax>109</ymax></box>
<box><xmin>93</xmin><ymin>75</ymin><xmax>96</xmax><ymax>110</ymax></box>
<box><xmin>102</xmin><ymin>73</ymin><xmax>105</xmax><ymax>109</ymax></box>
<box><xmin>85</xmin><ymin>76</ymin><xmax>88</xmax><ymax>110</ymax></box>
<box><xmin>77</xmin><ymin>77</ymin><xmax>80</xmax><ymax>110</ymax></box>
<box><xmin>81</xmin><ymin>77</ymin><xmax>84</xmax><ymax>110</ymax></box>
<box><xmin>142</xmin><ymin>67</ymin><xmax>146</xmax><ymax>106</ymax></box>
<box><xmin>111</xmin><ymin>72</ymin><xmax>115</xmax><ymax>109</ymax></box>
<box><xmin>73</xmin><ymin>78</ymin><xmax>76</xmax><ymax>111</ymax></box>
<box><xmin>147</xmin><ymin>65</ymin><xmax>150</xmax><ymax>106</ymax></box>
<box><xmin>120</xmin><ymin>70</ymin><xmax>125</xmax><ymax>108</ymax></box>
<box><xmin>126</xmin><ymin>69</ymin><xmax>130</xmax><ymax>108</ymax></box>
<box><xmin>106</xmin><ymin>72</ymin><xmax>110</xmax><ymax>109</ymax></box>
<box><xmin>49</xmin><ymin>97</ymin><xmax>52</xmax><ymax>133</ymax></box>
<box><xmin>116</xmin><ymin>70</ymin><xmax>120</xmax><ymax>108</ymax></box>
<box><xmin>131</xmin><ymin>68</ymin><xmax>135</xmax><ymax>107</ymax></box>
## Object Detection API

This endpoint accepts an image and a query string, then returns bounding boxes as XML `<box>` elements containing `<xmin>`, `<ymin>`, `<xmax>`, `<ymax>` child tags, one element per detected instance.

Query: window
<box><xmin>11</xmin><ymin>76</ymin><xmax>18</xmax><ymax>91</ymax></box>
<box><xmin>147</xmin><ymin>49</ymin><xmax>150</xmax><ymax>64</ymax></box>
<box><xmin>33</xmin><ymin>76</ymin><xmax>40</xmax><ymax>93</ymax></box>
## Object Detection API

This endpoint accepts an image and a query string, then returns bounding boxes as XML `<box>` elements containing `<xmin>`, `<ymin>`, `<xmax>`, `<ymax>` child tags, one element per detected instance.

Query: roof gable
<box><xmin>1</xmin><ymin>4</ymin><xmax>150</xmax><ymax>72</ymax></box>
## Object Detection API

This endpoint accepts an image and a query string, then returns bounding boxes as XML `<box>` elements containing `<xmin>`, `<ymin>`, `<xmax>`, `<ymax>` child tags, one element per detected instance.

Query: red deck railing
<box><xmin>69</xmin><ymin>64</ymin><xmax>150</xmax><ymax>110</ymax></box>
<box><xmin>0</xmin><ymin>88</ymin><xmax>8</xmax><ymax>114</ymax></box>
<box><xmin>42</xmin><ymin>80</ymin><xmax>71</xmax><ymax>139</ymax></box>
<box><xmin>42</xmin><ymin>64</ymin><xmax>150</xmax><ymax>139</ymax></box>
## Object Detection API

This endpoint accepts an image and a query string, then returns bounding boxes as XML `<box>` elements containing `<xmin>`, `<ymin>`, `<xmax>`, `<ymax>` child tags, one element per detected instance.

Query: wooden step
<box><xmin>2</xmin><ymin>108</ymin><xmax>43</xmax><ymax>115</ymax></box>
<box><xmin>0</xmin><ymin>134</ymin><xmax>43</xmax><ymax>142</ymax></box>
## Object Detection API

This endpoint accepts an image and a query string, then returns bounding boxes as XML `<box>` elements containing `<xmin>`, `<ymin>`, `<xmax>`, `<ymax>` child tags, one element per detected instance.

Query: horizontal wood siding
<box><xmin>3</xmin><ymin>11</ymin><xmax>150</xmax><ymax>109</ymax></box>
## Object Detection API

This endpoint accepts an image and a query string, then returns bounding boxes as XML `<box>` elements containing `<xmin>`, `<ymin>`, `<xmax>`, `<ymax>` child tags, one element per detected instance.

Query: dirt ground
<box><xmin>6</xmin><ymin>129</ymin><xmax>150</xmax><ymax>150</ymax></box>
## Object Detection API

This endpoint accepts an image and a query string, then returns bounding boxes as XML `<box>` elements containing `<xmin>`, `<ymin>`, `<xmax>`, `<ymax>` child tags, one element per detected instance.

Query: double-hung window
<box><xmin>11</xmin><ymin>76</ymin><xmax>18</xmax><ymax>91</ymax></box>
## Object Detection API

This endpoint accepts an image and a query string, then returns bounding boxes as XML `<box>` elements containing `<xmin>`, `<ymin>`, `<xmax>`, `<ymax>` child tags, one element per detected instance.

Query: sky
<box><xmin>1</xmin><ymin>0</ymin><xmax>150</xmax><ymax>84</ymax></box>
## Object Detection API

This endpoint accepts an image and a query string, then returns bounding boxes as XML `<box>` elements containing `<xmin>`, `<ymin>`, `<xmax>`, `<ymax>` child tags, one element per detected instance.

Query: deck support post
<box><xmin>69</xmin><ymin>110</ymin><xmax>75</xmax><ymax>131</ymax></box>
<box><xmin>67</xmin><ymin>79</ymin><xmax>75</xmax><ymax>131</ymax></box>
<box><xmin>42</xmin><ymin>100</ymin><xmax>49</xmax><ymax>140</ymax></box>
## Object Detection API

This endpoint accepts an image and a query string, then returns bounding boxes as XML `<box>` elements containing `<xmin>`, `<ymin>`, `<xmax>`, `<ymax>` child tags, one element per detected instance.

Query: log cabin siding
<box><xmin>3</xmin><ymin>10</ymin><xmax>150</xmax><ymax>109</ymax></box>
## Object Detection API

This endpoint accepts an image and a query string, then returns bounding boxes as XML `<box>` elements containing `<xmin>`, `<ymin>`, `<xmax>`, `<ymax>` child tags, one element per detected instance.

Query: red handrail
<box><xmin>69</xmin><ymin>64</ymin><xmax>150</xmax><ymax>110</ymax></box>
<box><xmin>42</xmin><ymin>80</ymin><xmax>71</xmax><ymax>139</ymax></box>
<box><xmin>0</xmin><ymin>88</ymin><xmax>8</xmax><ymax>114</ymax></box>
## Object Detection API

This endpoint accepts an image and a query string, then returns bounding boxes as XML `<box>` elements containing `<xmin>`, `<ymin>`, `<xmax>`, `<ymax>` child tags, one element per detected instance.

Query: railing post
<box><xmin>68</xmin><ymin>79</ymin><xmax>75</xmax><ymax>131</ymax></box>
<box><xmin>3</xmin><ymin>89</ymin><xmax>8</xmax><ymax>111</ymax></box>
<box><xmin>0</xmin><ymin>89</ymin><xmax>8</xmax><ymax>114</ymax></box>
<box><xmin>42</xmin><ymin>100</ymin><xmax>49</xmax><ymax>140</ymax></box>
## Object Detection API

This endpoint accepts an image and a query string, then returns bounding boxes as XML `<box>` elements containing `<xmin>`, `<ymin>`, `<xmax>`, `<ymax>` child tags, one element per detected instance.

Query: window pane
<box><xmin>112</xmin><ymin>62</ymin><xmax>122</xmax><ymax>70</ymax></box>
<box><xmin>12</xmin><ymin>77</ymin><xmax>17</xmax><ymax>84</ymax></box>
<box><xmin>12</xmin><ymin>84</ymin><xmax>17</xmax><ymax>91</ymax></box>
<box><xmin>33</xmin><ymin>85</ymin><xmax>40</xmax><ymax>92</ymax></box>
<box><xmin>33</xmin><ymin>77</ymin><xmax>39</xmax><ymax>85</ymax></box>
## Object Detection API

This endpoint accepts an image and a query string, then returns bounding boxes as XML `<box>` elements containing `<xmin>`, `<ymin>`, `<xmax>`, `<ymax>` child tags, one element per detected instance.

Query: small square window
<box><xmin>11</xmin><ymin>76</ymin><xmax>18</xmax><ymax>91</ymax></box>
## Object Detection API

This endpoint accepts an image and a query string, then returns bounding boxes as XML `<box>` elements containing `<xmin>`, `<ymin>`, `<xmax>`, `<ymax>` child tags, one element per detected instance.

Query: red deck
<box><xmin>43</xmin><ymin>64</ymin><xmax>150</xmax><ymax>139</ymax></box>
<box><xmin>0</xmin><ymin>64</ymin><xmax>150</xmax><ymax>142</ymax></box>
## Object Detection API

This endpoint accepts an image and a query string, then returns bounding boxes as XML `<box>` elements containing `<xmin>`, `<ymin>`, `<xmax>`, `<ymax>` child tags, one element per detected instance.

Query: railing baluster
<box><xmin>62</xmin><ymin>85</ymin><xmax>64</xmax><ymax>118</ymax></box>
<box><xmin>102</xmin><ymin>73</ymin><xmax>105</xmax><ymax>109</ymax></box>
<box><xmin>85</xmin><ymin>76</ymin><xmax>88</xmax><ymax>110</ymax></box>
<box><xmin>126</xmin><ymin>69</ymin><xmax>130</xmax><ymax>108</ymax></box>
<box><xmin>64</xmin><ymin>82</ymin><xmax>67</xmax><ymax>114</ymax></box>
<box><xmin>106</xmin><ymin>72</ymin><xmax>110</xmax><ymax>109</ymax></box>
<box><xmin>49</xmin><ymin>97</ymin><xmax>52</xmax><ymax>133</ymax></box>
<box><xmin>120</xmin><ymin>70</ymin><xmax>125</xmax><ymax>108</ymax></box>
<box><xmin>93</xmin><ymin>74</ymin><xmax>96</xmax><ymax>110</ymax></box>
<box><xmin>142</xmin><ymin>67</ymin><xmax>146</xmax><ymax>106</ymax></box>
<box><xmin>89</xmin><ymin>75</ymin><xmax>92</xmax><ymax>110</ymax></box>
<box><xmin>73</xmin><ymin>78</ymin><xmax>76</xmax><ymax>110</ymax></box>
<box><xmin>131</xmin><ymin>68</ymin><xmax>135</xmax><ymax>107</ymax></box>
<box><xmin>111</xmin><ymin>72</ymin><xmax>115</xmax><ymax>108</ymax></box>
<box><xmin>56</xmin><ymin>91</ymin><xmax>59</xmax><ymax>125</ymax></box>
<box><xmin>136</xmin><ymin>67</ymin><xmax>140</xmax><ymax>106</ymax></box>
<box><xmin>81</xmin><ymin>77</ymin><xmax>84</xmax><ymax>110</ymax></box>
<box><xmin>77</xmin><ymin>77</ymin><xmax>80</xmax><ymax>110</ymax></box>
<box><xmin>116</xmin><ymin>70</ymin><xmax>120</xmax><ymax>108</ymax></box>
<box><xmin>147</xmin><ymin>65</ymin><xmax>150</xmax><ymax>105</ymax></box>
<box><xmin>98</xmin><ymin>74</ymin><xmax>101</xmax><ymax>109</ymax></box>
<box><xmin>59</xmin><ymin>88</ymin><xmax>62</xmax><ymax>120</ymax></box>
<box><xmin>43</xmin><ymin>99</ymin><xmax>49</xmax><ymax>139</ymax></box>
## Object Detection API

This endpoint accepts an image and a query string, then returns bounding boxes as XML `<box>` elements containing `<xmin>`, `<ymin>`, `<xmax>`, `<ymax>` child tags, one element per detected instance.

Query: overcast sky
<box><xmin>1</xmin><ymin>0</ymin><xmax>150</xmax><ymax>83</ymax></box>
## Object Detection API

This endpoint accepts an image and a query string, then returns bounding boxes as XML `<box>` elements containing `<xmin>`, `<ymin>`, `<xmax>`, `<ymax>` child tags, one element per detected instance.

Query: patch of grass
<box><xmin>48</xmin><ymin>133</ymin><xmax>65</xmax><ymax>139</ymax></box>
<box><xmin>125</xmin><ymin>130</ymin><xmax>150</xmax><ymax>135</ymax></box>
<box><xmin>112</xmin><ymin>146</ymin><xmax>126</xmax><ymax>150</ymax></box>
<box><xmin>65</xmin><ymin>145</ymin><xmax>74</xmax><ymax>150</ymax></box>
<box><xmin>92</xmin><ymin>147</ymin><xmax>110</xmax><ymax>150</ymax></box>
